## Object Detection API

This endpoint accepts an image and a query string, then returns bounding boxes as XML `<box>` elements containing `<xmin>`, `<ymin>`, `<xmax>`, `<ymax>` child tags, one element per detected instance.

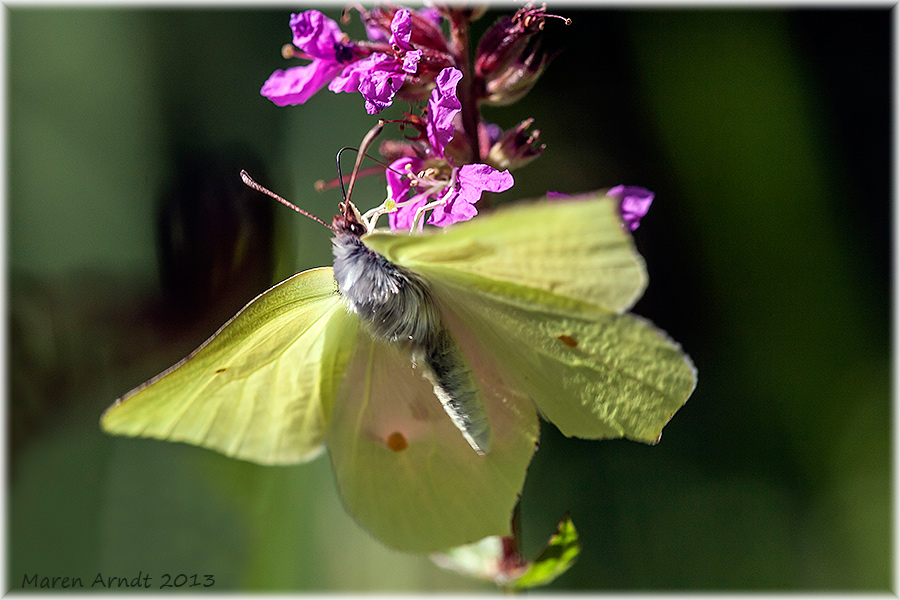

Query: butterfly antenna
<box><xmin>240</xmin><ymin>170</ymin><xmax>334</xmax><ymax>231</ymax></box>
<box><xmin>335</xmin><ymin>147</ymin><xmax>354</xmax><ymax>203</ymax></box>
<box><xmin>338</xmin><ymin>120</ymin><xmax>385</xmax><ymax>216</ymax></box>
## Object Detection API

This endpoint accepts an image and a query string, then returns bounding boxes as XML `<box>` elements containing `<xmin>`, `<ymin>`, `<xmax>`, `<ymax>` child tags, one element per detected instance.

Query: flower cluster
<box><xmin>261</xmin><ymin>8</ymin><xmax>447</xmax><ymax>114</ymax></box>
<box><xmin>384</xmin><ymin>66</ymin><xmax>514</xmax><ymax>230</ymax></box>
<box><xmin>260</xmin><ymin>3</ymin><xmax>653</xmax><ymax>232</ymax></box>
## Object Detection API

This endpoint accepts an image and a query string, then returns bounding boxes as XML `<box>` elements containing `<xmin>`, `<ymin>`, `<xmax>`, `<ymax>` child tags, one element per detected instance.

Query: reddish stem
<box><xmin>448</xmin><ymin>10</ymin><xmax>481</xmax><ymax>165</ymax></box>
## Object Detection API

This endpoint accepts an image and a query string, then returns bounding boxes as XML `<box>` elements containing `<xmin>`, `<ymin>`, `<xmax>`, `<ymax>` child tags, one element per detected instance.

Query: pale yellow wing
<box><xmin>365</xmin><ymin>192</ymin><xmax>647</xmax><ymax>312</ymax></box>
<box><xmin>433</xmin><ymin>279</ymin><xmax>696</xmax><ymax>443</ymax></box>
<box><xmin>327</xmin><ymin>318</ymin><xmax>539</xmax><ymax>553</ymax></box>
<box><xmin>366</xmin><ymin>192</ymin><xmax>695</xmax><ymax>443</ymax></box>
<box><xmin>102</xmin><ymin>267</ymin><xmax>358</xmax><ymax>465</ymax></box>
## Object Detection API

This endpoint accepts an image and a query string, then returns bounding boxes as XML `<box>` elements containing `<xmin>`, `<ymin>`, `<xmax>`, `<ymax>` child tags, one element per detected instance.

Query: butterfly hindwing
<box><xmin>434</xmin><ymin>279</ymin><xmax>696</xmax><ymax>442</ymax></box>
<box><xmin>327</xmin><ymin>321</ymin><xmax>539</xmax><ymax>553</ymax></box>
<box><xmin>102</xmin><ymin>267</ymin><xmax>358</xmax><ymax>465</ymax></box>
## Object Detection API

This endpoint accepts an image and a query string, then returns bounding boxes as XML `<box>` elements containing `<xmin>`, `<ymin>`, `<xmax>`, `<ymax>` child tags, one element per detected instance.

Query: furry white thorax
<box><xmin>332</xmin><ymin>232</ymin><xmax>440</xmax><ymax>345</ymax></box>
<box><xmin>331</xmin><ymin>231</ymin><xmax>492</xmax><ymax>454</ymax></box>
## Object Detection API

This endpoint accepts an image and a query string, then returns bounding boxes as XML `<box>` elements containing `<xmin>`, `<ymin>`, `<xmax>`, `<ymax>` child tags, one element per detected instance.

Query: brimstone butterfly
<box><xmin>101</xmin><ymin>186</ymin><xmax>696</xmax><ymax>553</ymax></box>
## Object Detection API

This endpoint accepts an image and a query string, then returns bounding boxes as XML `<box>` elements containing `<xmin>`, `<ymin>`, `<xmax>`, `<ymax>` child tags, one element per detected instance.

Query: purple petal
<box><xmin>322</xmin><ymin>9</ymin><xmax>419</xmax><ymax>114</ymax></box>
<box><xmin>427</xmin><ymin>196</ymin><xmax>478</xmax><ymax>227</ymax></box>
<box><xmin>389</xmin><ymin>8</ymin><xmax>413</xmax><ymax>50</ymax></box>
<box><xmin>386</xmin><ymin>157</ymin><xmax>422</xmax><ymax>203</ymax></box>
<box><xmin>358</xmin><ymin>67</ymin><xmax>405</xmax><ymax>114</ymax></box>
<box><xmin>261</xmin><ymin>60</ymin><xmax>344</xmax><ymax>106</ymax></box>
<box><xmin>329</xmin><ymin>54</ymin><xmax>406</xmax><ymax>114</ymax></box>
<box><xmin>328</xmin><ymin>55</ymin><xmax>374</xmax><ymax>94</ymax></box>
<box><xmin>402</xmin><ymin>49</ymin><xmax>423</xmax><ymax>74</ymax></box>
<box><xmin>482</xmin><ymin>121</ymin><xmax>503</xmax><ymax>147</ymax></box>
<box><xmin>391</xmin><ymin>195</ymin><xmax>428</xmax><ymax>231</ymax></box>
<box><xmin>365</xmin><ymin>22</ymin><xmax>389</xmax><ymax>42</ymax></box>
<box><xmin>290</xmin><ymin>11</ymin><xmax>343</xmax><ymax>59</ymax></box>
<box><xmin>428</xmin><ymin>164</ymin><xmax>514</xmax><ymax>227</ymax></box>
<box><xmin>458</xmin><ymin>163</ymin><xmax>515</xmax><ymax>195</ymax></box>
<box><xmin>427</xmin><ymin>67</ymin><xmax>463</xmax><ymax>157</ymax></box>
<box><xmin>607</xmin><ymin>185</ymin><xmax>654</xmax><ymax>231</ymax></box>
<box><xmin>387</xmin><ymin>157</ymin><xmax>426</xmax><ymax>231</ymax></box>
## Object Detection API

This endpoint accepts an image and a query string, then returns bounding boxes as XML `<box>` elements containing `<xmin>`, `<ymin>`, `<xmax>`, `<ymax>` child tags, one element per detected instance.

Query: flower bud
<box><xmin>475</xmin><ymin>15</ymin><xmax>525</xmax><ymax>78</ymax></box>
<box><xmin>474</xmin><ymin>4</ymin><xmax>567</xmax><ymax>77</ymax></box>
<box><xmin>474</xmin><ymin>3</ymin><xmax>568</xmax><ymax>105</ymax></box>
<box><xmin>482</xmin><ymin>39</ymin><xmax>553</xmax><ymax>106</ymax></box>
<box><xmin>486</xmin><ymin>118</ymin><xmax>546</xmax><ymax>170</ymax></box>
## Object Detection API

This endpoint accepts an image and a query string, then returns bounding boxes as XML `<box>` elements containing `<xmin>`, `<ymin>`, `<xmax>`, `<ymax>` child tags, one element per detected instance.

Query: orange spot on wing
<box><xmin>386</xmin><ymin>431</ymin><xmax>409</xmax><ymax>452</ymax></box>
<box><xmin>558</xmin><ymin>334</ymin><xmax>578</xmax><ymax>348</ymax></box>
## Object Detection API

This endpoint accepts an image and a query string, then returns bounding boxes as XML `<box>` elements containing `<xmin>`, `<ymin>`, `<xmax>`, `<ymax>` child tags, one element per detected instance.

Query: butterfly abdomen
<box><xmin>332</xmin><ymin>233</ymin><xmax>491</xmax><ymax>454</ymax></box>
<box><xmin>416</xmin><ymin>329</ymin><xmax>492</xmax><ymax>454</ymax></box>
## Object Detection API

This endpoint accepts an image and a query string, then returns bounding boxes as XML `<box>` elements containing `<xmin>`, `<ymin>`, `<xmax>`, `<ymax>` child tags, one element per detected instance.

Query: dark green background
<box><xmin>8</xmin><ymin>6</ymin><xmax>891</xmax><ymax>591</ymax></box>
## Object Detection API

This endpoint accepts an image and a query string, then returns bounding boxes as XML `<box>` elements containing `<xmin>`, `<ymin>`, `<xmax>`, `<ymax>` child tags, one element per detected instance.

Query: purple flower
<box><xmin>427</xmin><ymin>68</ymin><xmax>463</xmax><ymax>158</ymax></box>
<box><xmin>607</xmin><ymin>185</ymin><xmax>654</xmax><ymax>231</ymax></box>
<box><xmin>261</xmin><ymin>9</ymin><xmax>425</xmax><ymax>113</ymax></box>
<box><xmin>329</xmin><ymin>9</ymin><xmax>422</xmax><ymax>114</ymax></box>
<box><xmin>364</xmin><ymin>22</ymin><xmax>389</xmax><ymax>43</ymax></box>
<box><xmin>429</xmin><ymin>164</ymin><xmax>514</xmax><ymax>227</ymax></box>
<box><xmin>402</xmin><ymin>50</ymin><xmax>422</xmax><ymax>74</ymax></box>
<box><xmin>363</xmin><ymin>6</ymin><xmax>442</xmax><ymax>43</ymax></box>
<box><xmin>387</xmin><ymin>157</ymin><xmax>428</xmax><ymax>231</ymax></box>
<box><xmin>261</xmin><ymin>11</ymin><xmax>356</xmax><ymax>107</ymax></box>
<box><xmin>387</xmin><ymin>158</ymin><xmax>514</xmax><ymax>231</ymax></box>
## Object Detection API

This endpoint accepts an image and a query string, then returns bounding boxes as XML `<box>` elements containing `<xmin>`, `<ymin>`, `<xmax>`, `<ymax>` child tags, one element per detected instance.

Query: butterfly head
<box><xmin>333</xmin><ymin>200</ymin><xmax>367</xmax><ymax>238</ymax></box>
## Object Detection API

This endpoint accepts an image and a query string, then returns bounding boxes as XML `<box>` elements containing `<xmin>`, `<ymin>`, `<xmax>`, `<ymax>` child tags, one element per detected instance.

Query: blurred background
<box><xmin>7</xmin><ymin>6</ymin><xmax>891</xmax><ymax>591</ymax></box>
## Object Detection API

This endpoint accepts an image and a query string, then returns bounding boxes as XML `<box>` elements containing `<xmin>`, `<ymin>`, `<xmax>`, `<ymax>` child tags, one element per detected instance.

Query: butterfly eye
<box><xmin>350</xmin><ymin>222</ymin><xmax>366</xmax><ymax>237</ymax></box>
<box><xmin>558</xmin><ymin>335</ymin><xmax>578</xmax><ymax>348</ymax></box>
<box><xmin>385</xmin><ymin>431</ymin><xmax>409</xmax><ymax>452</ymax></box>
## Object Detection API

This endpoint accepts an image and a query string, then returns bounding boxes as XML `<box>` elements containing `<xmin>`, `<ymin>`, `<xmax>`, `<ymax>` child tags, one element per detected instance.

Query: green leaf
<box><xmin>512</xmin><ymin>514</ymin><xmax>581</xmax><ymax>590</ymax></box>
<box><xmin>430</xmin><ymin>513</ymin><xmax>581</xmax><ymax>591</ymax></box>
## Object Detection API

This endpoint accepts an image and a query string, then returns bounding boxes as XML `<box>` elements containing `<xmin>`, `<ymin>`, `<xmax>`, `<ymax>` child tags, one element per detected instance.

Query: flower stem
<box><xmin>448</xmin><ymin>9</ymin><xmax>481</xmax><ymax>165</ymax></box>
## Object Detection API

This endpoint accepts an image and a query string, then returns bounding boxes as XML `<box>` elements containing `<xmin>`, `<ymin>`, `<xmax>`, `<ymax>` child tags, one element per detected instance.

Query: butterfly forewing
<box><xmin>102</xmin><ymin>267</ymin><xmax>357</xmax><ymax>465</ymax></box>
<box><xmin>364</xmin><ymin>192</ymin><xmax>648</xmax><ymax>313</ymax></box>
<box><xmin>364</xmin><ymin>192</ymin><xmax>696</xmax><ymax>444</ymax></box>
